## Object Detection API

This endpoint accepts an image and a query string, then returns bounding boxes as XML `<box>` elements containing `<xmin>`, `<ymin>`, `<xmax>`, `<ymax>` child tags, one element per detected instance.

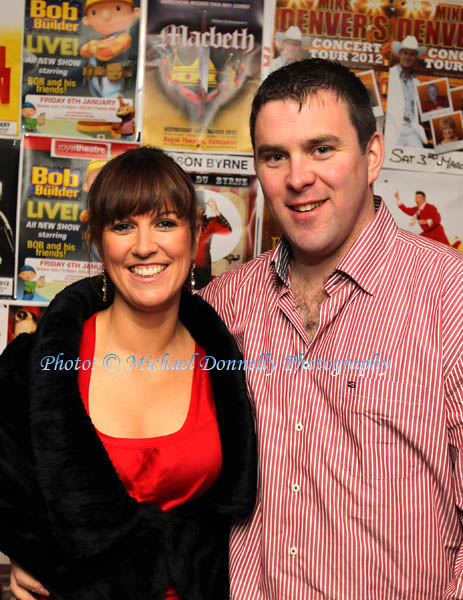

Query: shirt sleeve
<box><xmin>442</xmin><ymin>258</ymin><xmax>463</xmax><ymax>598</ymax></box>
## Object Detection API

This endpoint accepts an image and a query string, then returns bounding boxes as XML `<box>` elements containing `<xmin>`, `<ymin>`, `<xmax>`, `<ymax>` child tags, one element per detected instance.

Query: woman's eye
<box><xmin>157</xmin><ymin>219</ymin><xmax>177</xmax><ymax>229</ymax></box>
<box><xmin>111</xmin><ymin>222</ymin><xmax>132</xmax><ymax>232</ymax></box>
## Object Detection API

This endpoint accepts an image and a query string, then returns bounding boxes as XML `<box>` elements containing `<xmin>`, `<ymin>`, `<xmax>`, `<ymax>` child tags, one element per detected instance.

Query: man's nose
<box><xmin>286</xmin><ymin>158</ymin><xmax>316</xmax><ymax>191</ymax></box>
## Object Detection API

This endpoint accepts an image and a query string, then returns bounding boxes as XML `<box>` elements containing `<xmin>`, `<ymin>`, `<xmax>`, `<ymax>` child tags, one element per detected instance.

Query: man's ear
<box><xmin>366</xmin><ymin>131</ymin><xmax>384</xmax><ymax>186</ymax></box>
<box><xmin>82</xmin><ymin>15</ymin><xmax>89</xmax><ymax>26</ymax></box>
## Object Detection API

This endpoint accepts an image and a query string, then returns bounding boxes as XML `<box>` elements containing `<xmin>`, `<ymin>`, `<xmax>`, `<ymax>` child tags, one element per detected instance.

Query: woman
<box><xmin>0</xmin><ymin>147</ymin><xmax>256</xmax><ymax>600</ymax></box>
<box><xmin>438</xmin><ymin>116</ymin><xmax>460</xmax><ymax>144</ymax></box>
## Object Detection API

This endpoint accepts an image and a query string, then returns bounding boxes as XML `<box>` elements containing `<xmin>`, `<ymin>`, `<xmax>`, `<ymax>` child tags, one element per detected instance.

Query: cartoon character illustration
<box><xmin>194</xmin><ymin>192</ymin><xmax>232</xmax><ymax>289</ymax></box>
<box><xmin>80</xmin><ymin>159</ymin><xmax>108</xmax><ymax>257</ymax></box>
<box><xmin>111</xmin><ymin>94</ymin><xmax>135</xmax><ymax>138</ymax></box>
<box><xmin>18</xmin><ymin>265</ymin><xmax>45</xmax><ymax>300</ymax></box>
<box><xmin>21</xmin><ymin>102</ymin><xmax>45</xmax><ymax>133</ymax></box>
<box><xmin>80</xmin><ymin>0</ymin><xmax>140</xmax><ymax>98</ymax></box>
<box><xmin>395</xmin><ymin>190</ymin><xmax>461</xmax><ymax>249</ymax></box>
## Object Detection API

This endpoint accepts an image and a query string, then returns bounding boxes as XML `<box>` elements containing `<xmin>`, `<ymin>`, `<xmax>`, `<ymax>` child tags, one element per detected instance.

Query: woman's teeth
<box><xmin>130</xmin><ymin>265</ymin><xmax>167</xmax><ymax>276</ymax></box>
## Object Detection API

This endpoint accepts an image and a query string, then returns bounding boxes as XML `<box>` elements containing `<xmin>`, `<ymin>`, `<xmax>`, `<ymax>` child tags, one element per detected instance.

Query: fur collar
<box><xmin>23</xmin><ymin>277</ymin><xmax>256</xmax><ymax>559</ymax></box>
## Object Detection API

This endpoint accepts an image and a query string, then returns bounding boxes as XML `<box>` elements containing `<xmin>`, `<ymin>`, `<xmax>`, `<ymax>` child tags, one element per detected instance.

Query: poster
<box><xmin>21</xmin><ymin>0</ymin><xmax>142</xmax><ymax>141</ymax></box>
<box><xmin>0</xmin><ymin>3</ymin><xmax>24</xmax><ymax>137</ymax></box>
<box><xmin>0</xmin><ymin>300</ymin><xmax>48</xmax><ymax>353</ymax></box>
<box><xmin>0</xmin><ymin>139</ymin><xmax>20</xmax><ymax>298</ymax></box>
<box><xmin>16</xmin><ymin>135</ymin><xmax>138</xmax><ymax>301</ymax></box>
<box><xmin>143</xmin><ymin>0</ymin><xmax>263</xmax><ymax>153</ymax></box>
<box><xmin>376</xmin><ymin>169</ymin><xmax>462</xmax><ymax>252</ymax></box>
<box><xmin>384</xmin><ymin>1</ymin><xmax>463</xmax><ymax>174</ymax></box>
<box><xmin>267</xmin><ymin>0</ymin><xmax>390</xmax><ymax>72</ymax></box>
<box><xmin>190</xmin><ymin>173</ymin><xmax>257</xmax><ymax>288</ymax></box>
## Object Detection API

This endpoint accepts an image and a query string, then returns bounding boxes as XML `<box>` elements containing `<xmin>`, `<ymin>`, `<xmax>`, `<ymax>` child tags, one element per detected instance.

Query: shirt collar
<box><xmin>270</xmin><ymin>197</ymin><xmax>398</xmax><ymax>296</ymax></box>
<box><xmin>398</xmin><ymin>64</ymin><xmax>416</xmax><ymax>80</ymax></box>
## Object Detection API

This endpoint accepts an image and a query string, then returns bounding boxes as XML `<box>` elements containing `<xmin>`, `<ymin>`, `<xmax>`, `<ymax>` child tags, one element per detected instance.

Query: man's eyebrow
<box><xmin>255</xmin><ymin>144</ymin><xmax>284</xmax><ymax>158</ymax></box>
<box><xmin>256</xmin><ymin>135</ymin><xmax>342</xmax><ymax>158</ymax></box>
<box><xmin>304</xmin><ymin>135</ymin><xmax>342</xmax><ymax>147</ymax></box>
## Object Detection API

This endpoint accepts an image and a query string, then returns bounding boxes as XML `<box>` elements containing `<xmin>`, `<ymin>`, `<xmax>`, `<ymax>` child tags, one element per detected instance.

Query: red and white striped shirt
<box><xmin>200</xmin><ymin>199</ymin><xmax>463</xmax><ymax>599</ymax></box>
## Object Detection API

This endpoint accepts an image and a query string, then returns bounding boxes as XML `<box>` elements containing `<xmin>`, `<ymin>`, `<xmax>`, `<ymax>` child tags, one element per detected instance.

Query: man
<box><xmin>422</xmin><ymin>83</ymin><xmax>449</xmax><ymax>113</ymax></box>
<box><xmin>269</xmin><ymin>26</ymin><xmax>309</xmax><ymax>72</ymax></box>
<box><xmin>395</xmin><ymin>189</ymin><xmax>460</xmax><ymax>248</ymax></box>
<box><xmin>201</xmin><ymin>59</ymin><xmax>463</xmax><ymax>599</ymax></box>
<box><xmin>10</xmin><ymin>59</ymin><xmax>463</xmax><ymax>599</ymax></box>
<box><xmin>385</xmin><ymin>35</ymin><xmax>427</xmax><ymax>148</ymax></box>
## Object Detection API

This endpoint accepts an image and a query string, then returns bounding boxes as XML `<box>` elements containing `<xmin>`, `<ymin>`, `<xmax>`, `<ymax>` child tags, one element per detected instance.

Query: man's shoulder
<box><xmin>395</xmin><ymin>227</ymin><xmax>463</xmax><ymax>273</ymax></box>
<box><xmin>199</xmin><ymin>250</ymin><xmax>275</xmax><ymax>312</ymax></box>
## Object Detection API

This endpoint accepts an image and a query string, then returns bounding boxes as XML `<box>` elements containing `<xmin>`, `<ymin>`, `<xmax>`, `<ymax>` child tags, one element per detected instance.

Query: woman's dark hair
<box><xmin>87</xmin><ymin>146</ymin><xmax>198</xmax><ymax>249</ymax></box>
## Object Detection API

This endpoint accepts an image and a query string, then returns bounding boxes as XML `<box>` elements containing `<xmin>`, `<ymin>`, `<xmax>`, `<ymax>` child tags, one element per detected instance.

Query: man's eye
<box><xmin>266</xmin><ymin>153</ymin><xmax>285</xmax><ymax>163</ymax></box>
<box><xmin>314</xmin><ymin>146</ymin><xmax>332</xmax><ymax>156</ymax></box>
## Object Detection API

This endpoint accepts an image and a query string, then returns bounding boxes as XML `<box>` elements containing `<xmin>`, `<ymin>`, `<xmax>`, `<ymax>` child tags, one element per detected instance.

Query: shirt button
<box><xmin>291</xmin><ymin>483</ymin><xmax>300</xmax><ymax>493</ymax></box>
<box><xmin>289</xmin><ymin>546</ymin><xmax>298</xmax><ymax>556</ymax></box>
<box><xmin>295</xmin><ymin>423</ymin><xmax>303</xmax><ymax>432</ymax></box>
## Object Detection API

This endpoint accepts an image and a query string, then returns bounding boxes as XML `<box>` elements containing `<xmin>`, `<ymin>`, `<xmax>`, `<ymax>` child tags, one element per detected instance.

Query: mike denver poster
<box><xmin>21</xmin><ymin>0</ymin><xmax>142</xmax><ymax>141</ymax></box>
<box><xmin>16</xmin><ymin>135</ymin><xmax>138</xmax><ymax>302</ymax></box>
<box><xmin>383</xmin><ymin>0</ymin><xmax>463</xmax><ymax>174</ymax></box>
<box><xmin>143</xmin><ymin>0</ymin><xmax>263</xmax><ymax>154</ymax></box>
<box><xmin>376</xmin><ymin>168</ymin><xmax>462</xmax><ymax>252</ymax></box>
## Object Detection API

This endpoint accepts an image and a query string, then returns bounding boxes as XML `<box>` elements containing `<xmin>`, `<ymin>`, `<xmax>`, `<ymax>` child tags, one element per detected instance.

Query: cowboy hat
<box><xmin>275</xmin><ymin>26</ymin><xmax>310</xmax><ymax>47</ymax></box>
<box><xmin>391</xmin><ymin>35</ymin><xmax>427</xmax><ymax>57</ymax></box>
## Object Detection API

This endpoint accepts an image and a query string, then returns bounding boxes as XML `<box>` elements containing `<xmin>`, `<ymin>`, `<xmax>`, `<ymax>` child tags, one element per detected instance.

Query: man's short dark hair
<box><xmin>415</xmin><ymin>190</ymin><xmax>426</xmax><ymax>197</ymax></box>
<box><xmin>250</xmin><ymin>58</ymin><xmax>377</xmax><ymax>153</ymax></box>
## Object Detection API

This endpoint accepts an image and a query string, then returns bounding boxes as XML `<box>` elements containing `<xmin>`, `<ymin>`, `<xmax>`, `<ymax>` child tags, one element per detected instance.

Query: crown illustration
<box><xmin>170</xmin><ymin>51</ymin><xmax>218</xmax><ymax>88</ymax></box>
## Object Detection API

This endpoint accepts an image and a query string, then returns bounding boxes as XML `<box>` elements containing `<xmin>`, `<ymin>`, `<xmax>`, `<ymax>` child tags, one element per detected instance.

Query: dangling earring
<box><xmin>190</xmin><ymin>263</ymin><xmax>196</xmax><ymax>294</ymax></box>
<box><xmin>102</xmin><ymin>268</ymin><xmax>108</xmax><ymax>302</ymax></box>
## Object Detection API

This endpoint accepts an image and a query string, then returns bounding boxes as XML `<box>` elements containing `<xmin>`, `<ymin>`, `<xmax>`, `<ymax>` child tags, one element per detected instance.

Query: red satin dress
<box><xmin>77</xmin><ymin>313</ymin><xmax>223</xmax><ymax>600</ymax></box>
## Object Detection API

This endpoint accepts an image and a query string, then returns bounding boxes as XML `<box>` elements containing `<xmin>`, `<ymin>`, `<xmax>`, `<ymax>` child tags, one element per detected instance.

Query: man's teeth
<box><xmin>130</xmin><ymin>265</ymin><xmax>167</xmax><ymax>276</ymax></box>
<box><xmin>292</xmin><ymin>200</ymin><xmax>325</xmax><ymax>212</ymax></box>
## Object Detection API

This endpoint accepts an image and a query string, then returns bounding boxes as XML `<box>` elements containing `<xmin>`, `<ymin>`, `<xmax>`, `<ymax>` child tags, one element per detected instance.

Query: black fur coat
<box><xmin>0</xmin><ymin>278</ymin><xmax>256</xmax><ymax>600</ymax></box>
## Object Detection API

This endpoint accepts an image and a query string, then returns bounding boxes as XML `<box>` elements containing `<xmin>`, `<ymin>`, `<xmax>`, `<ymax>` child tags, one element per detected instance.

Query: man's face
<box><xmin>398</xmin><ymin>48</ymin><xmax>418</xmax><ymax>70</ymax></box>
<box><xmin>254</xmin><ymin>91</ymin><xmax>383</xmax><ymax>267</ymax></box>
<box><xmin>83</xmin><ymin>2</ymin><xmax>138</xmax><ymax>35</ymax></box>
<box><xmin>415</xmin><ymin>193</ymin><xmax>426</xmax><ymax>207</ymax></box>
<box><xmin>428</xmin><ymin>85</ymin><xmax>438</xmax><ymax>102</ymax></box>
<box><xmin>281</xmin><ymin>39</ymin><xmax>302</xmax><ymax>62</ymax></box>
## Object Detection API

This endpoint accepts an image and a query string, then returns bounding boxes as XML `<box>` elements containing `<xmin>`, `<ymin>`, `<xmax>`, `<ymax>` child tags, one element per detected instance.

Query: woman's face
<box><xmin>442</xmin><ymin>124</ymin><xmax>455</xmax><ymax>141</ymax></box>
<box><xmin>100</xmin><ymin>209</ymin><xmax>198</xmax><ymax>313</ymax></box>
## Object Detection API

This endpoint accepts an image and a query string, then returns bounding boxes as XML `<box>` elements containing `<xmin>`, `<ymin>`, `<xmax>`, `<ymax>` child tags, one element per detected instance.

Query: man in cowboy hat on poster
<box><xmin>385</xmin><ymin>35</ymin><xmax>428</xmax><ymax>149</ymax></box>
<box><xmin>270</xmin><ymin>26</ymin><xmax>310</xmax><ymax>72</ymax></box>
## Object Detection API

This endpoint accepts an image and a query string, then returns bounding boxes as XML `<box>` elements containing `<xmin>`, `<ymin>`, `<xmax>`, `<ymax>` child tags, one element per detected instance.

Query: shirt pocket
<box><xmin>336</xmin><ymin>380</ymin><xmax>426</xmax><ymax>480</ymax></box>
